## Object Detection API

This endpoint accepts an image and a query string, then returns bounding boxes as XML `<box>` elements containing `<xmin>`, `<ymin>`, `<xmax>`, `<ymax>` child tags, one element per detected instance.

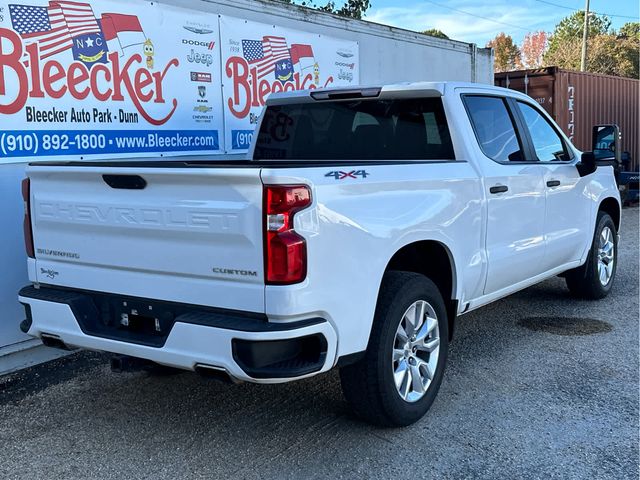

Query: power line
<box><xmin>532</xmin><ymin>0</ymin><xmax>638</xmax><ymax>20</ymax></box>
<box><xmin>421</xmin><ymin>0</ymin><xmax>531</xmax><ymax>32</ymax></box>
<box><xmin>419</xmin><ymin>0</ymin><xmax>636</xmax><ymax>40</ymax></box>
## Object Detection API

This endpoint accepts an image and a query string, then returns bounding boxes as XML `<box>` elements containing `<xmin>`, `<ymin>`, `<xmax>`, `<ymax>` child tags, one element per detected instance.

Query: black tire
<box><xmin>339</xmin><ymin>271</ymin><xmax>449</xmax><ymax>427</ymax></box>
<box><xmin>565</xmin><ymin>211</ymin><xmax>617</xmax><ymax>299</ymax></box>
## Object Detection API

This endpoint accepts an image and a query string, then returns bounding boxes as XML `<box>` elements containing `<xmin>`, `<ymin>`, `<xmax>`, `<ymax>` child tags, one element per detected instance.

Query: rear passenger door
<box><xmin>513</xmin><ymin>100</ymin><xmax>591</xmax><ymax>270</ymax></box>
<box><xmin>463</xmin><ymin>95</ymin><xmax>547</xmax><ymax>295</ymax></box>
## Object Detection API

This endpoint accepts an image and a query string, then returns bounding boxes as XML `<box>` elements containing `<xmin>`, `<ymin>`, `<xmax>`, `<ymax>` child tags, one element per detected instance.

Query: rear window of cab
<box><xmin>253</xmin><ymin>98</ymin><xmax>455</xmax><ymax>161</ymax></box>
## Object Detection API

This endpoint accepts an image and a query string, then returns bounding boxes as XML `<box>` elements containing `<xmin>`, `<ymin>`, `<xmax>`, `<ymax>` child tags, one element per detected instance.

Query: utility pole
<box><xmin>580</xmin><ymin>0</ymin><xmax>590</xmax><ymax>71</ymax></box>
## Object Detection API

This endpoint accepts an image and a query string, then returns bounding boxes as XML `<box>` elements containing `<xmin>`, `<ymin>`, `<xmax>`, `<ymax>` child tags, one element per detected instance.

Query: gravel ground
<box><xmin>1</xmin><ymin>208</ymin><xmax>638</xmax><ymax>480</ymax></box>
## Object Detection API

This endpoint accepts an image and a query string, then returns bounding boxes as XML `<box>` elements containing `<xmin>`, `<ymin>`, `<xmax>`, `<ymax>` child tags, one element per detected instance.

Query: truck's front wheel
<box><xmin>565</xmin><ymin>211</ymin><xmax>618</xmax><ymax>299</ymax></box>
<box><xmin>339</xmin><ymin>271</ymin><xmax>449</xmax><ymax>427</ymax></box>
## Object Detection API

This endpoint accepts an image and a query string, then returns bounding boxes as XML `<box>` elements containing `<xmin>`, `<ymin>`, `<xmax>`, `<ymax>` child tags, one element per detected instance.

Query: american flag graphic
<box><xmin>242</xmin><ymin>36</ymin><xmax>291</xmax><ymax>77</ymax></box>
<box><xmin>9</xmin><ymin>1</ymin><xmax>101</xmax><ymax>61</ymax></box>
<box><xmin>54</xmin><ymin>1</ymin><xmax>101</xmax><ymax>38</ymax></box>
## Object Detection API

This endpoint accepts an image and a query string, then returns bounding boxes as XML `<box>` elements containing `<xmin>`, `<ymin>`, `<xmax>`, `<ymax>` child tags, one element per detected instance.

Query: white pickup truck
<box><xmin>18</xmin><ymin>82</ymin><xmax>621</xmax><ymax>426</ymax></box>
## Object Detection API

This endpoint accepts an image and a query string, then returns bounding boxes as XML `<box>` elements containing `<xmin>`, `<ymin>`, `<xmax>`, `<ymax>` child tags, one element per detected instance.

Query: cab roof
<box><xmin>266</xmin><ymin>81</ymin><xmax>527</xmax><ymax>105</ymax></box>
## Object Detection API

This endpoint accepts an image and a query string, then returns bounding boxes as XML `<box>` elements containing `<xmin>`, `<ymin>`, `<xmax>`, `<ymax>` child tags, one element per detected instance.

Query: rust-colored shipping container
<box><xmin>495</xmin><ymin>67</ymin><xmax>639</xmax><ymax>170</ymax></box>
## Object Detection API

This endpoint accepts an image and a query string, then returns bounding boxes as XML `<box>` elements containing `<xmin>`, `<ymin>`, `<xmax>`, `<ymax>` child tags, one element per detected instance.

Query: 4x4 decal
<box><xmin>325</xmin><ymin>170</ymin><xmax>370</xmax><ymax>180</ymax></box>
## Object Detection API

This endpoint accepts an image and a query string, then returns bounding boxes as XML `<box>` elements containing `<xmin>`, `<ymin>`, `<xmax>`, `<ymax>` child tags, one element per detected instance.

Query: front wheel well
<box><xmin>384</xmin><ymin>241</ymin><xmax>457</xmax><ymax>339</ymax></box>
<box><xmin>598</xmin><ymin>197</ymin><xmax>621</xmax><ymax>232</ymax></box>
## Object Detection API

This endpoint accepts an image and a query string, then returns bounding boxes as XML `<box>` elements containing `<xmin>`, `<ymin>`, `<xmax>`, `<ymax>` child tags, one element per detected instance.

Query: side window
<box><xmin>517</xmin><ymin>102</ymin><xmax>571</xmax><ymax>162</ymax></box>
<box><xmin>464</xmin><ymin>95</ymin><xmax>525</xmax><ymax>162</ymax></box>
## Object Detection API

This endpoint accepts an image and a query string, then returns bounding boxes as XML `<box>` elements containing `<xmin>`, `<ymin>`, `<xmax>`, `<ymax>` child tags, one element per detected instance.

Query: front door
<box><xmin>514</xmin><ymin>100</ymin><xmax>592</xmax><ymax>270</ymax></box>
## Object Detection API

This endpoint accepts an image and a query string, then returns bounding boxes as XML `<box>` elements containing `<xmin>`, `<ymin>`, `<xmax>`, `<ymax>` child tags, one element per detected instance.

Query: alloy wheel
<box><xmin>597</xmin><ymin>225</ymin><xmax>615</xmax><ymax>286</ymax></box>
<box><xmin>392</xmin><ymin>300</ymin><xmax>440</xmax><ymax>403</ymax></box>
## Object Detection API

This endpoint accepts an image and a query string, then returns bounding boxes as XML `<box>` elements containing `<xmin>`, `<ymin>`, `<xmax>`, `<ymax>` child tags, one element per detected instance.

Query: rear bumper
<box><xmin>18</xmin><ymin>285</ymin><xmax>337</xmax><ymax>383</ymax></box>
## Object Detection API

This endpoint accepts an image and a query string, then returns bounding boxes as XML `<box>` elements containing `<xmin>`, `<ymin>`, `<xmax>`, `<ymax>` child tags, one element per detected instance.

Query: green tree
<box><xmin>331</xmin><ymin>0</ymin><xmax>371</xmax><ymax>19</ymax></box>
<box><xmin>487</xmin><ymin>32</ymin><xmax>521</xmax><ymax>72</ymax></box>
<box><xmin>276</xmin><ymin>0</ymin><xmax>370</xmax><ymax>19</ymax></box>
<box><xmin>619</xmin><ymin>22</ymin><xmax>640</xmax><ymax>41</ymax></box>
<box><xmin>546</xmin><ymin>11</ymin><xmax>612</xmax><ymax>57</ymax></box>
<box><xmin>543</xmin><ymin>19</ymin><xmax>639</xmax><ymax>78</ymax></box>
<box><xmin>544</xmin><ymin>33</ymin><xmax>638</xmax><ymax>78</ymax></box>
<box><xmin>422</xmin><ymin>29</ymin><xmax>449</xmax><ymax>39</ymax></box>
<box><xmin>617</xmin><ymin>23</ymin><xmax>640</xmax><ymax>78</ymax></box>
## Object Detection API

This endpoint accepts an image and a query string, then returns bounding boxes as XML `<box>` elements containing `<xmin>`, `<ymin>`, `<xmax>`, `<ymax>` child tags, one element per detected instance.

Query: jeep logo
<box><xmin>182</xmin><ymin>39</ymin><xmax>215</xmax><ymax>50</ymax></box>
<box><xmin>187</xmin><ymin>49</ymin><xmax>214</xmax><ymax>66</ymax></box>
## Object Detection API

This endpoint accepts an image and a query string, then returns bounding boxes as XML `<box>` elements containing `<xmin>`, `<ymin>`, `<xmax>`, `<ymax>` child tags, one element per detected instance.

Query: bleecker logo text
<box><xmin>225</xmin><ymin>56</ymin><xmax>334</xmax><ymax>119</ymax></box>
<box><xmin>0</xmin><ymin>28</ymin><xmax>180</xmax><ymax>125</ymax></box>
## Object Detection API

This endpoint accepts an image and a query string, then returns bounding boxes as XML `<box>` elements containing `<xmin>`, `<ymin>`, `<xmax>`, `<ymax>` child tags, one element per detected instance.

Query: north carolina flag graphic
<box><xmin>290</xmin><ymin>43</ymin><xmax>315</xmax><ymax>73</ymax></box>
<box><xmin>100</xmin><ymin>12</ymin><xmax>146</xmax><ymax>55</ymax></box>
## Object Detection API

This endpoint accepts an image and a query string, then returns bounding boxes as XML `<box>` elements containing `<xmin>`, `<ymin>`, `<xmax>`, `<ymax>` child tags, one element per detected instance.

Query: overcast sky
<box><xmin>362</xmin><ymin>0</ymin><xmax>639</xmax><ymax>46</ymax></box>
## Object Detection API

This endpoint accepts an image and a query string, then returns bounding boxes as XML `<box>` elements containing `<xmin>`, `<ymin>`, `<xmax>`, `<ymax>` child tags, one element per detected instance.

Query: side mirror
<box><xmin>577</xmin><ymin>152</ymin><xmax>597</xmax><ymax>177</ymax></box>
<box><xmin>592</xmin><ymin>124</ymin><xmax>621</xmax><ymax>165</ymax></box>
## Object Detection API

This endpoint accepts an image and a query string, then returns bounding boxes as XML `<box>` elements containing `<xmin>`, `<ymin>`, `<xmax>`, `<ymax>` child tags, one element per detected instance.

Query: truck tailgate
<box><xmin>27</xmin><ymin>165</ymin><xmax>265</xmax><ymax>313</ymax></box>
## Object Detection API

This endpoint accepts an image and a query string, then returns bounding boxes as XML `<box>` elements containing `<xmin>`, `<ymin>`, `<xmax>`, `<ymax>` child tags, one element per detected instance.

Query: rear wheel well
<box><xmin>385</xmin><ymin>241</ymin><xmax>457</xmax><ymax>339</ymax></box>
<box><xmin>599</xmin><ymin>197</ymin><xmax>620</xmax><ymax>232</ymax></box>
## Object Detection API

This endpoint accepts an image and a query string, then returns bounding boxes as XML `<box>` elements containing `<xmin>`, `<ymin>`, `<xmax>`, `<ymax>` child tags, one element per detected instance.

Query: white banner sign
<box><xmin>0</xmin><ymin>1</ymin><xmax>223</xmax><ymax>160</ymax></box>
<box><xmin>219</xmin><ymin>15</ymin><xmax>359</xmax><ymax>152</ymax></box>
<box><xmin>0</xmin><ymin>3</ymin><xmax>360</xmax><ymax>160</ymax></box>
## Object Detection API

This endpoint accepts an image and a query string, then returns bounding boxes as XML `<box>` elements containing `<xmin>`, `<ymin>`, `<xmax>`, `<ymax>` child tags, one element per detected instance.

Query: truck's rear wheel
<box><xmin>339</xmin><ymin>271</ymin><xmax>448</xmax><ymax>427</ymax></box>
<box><xmin>565</xmin><ymin>211</ymin><xmax>617</xmax><ymax>299</ymax></box>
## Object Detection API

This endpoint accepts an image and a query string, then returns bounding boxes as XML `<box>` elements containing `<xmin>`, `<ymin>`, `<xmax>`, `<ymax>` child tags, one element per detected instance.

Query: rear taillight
<box><xmin>21</xmin><ymin>177</ymin><xmax>34</xmax><ymax>258</ymax></box>
<box><xmin>264</xmin><ymin>185</ymin><xmax>311</xmax><ymax>285</ymax></box>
